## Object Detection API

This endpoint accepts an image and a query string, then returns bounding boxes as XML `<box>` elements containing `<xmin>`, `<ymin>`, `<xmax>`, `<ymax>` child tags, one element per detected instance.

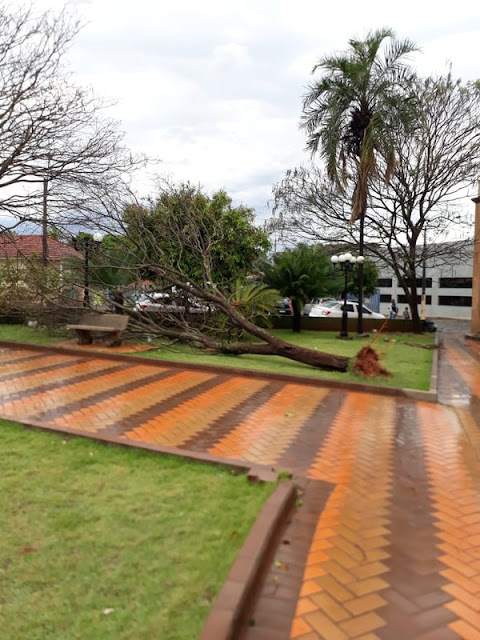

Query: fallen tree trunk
<box><xmin>130</xmin><ymin>316</ymin><xmax>350</xmax><ymax>372</ymax></box>
<box><xmin>218</xmin><ymin>340</ymin><xmax>349</xmax><ymax>371</ymax></box>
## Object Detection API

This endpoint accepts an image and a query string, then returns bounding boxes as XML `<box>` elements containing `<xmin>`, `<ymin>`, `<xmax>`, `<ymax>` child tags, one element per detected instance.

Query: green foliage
<box><xmin>347</xmin><ymin>258</ymin><xmax>379</xmax><ymax>297</ymax></box>
<box><xmin>228</xmin><ymin>280</ymin><xmax>280</xmax><ymax>324</ymax></box>
<box><xmin>91</xmin><ymin>235</ymin><xmax>138</xmax><ymax>287</ymax></box>
<box><xmin>214</xmin><ymin>280</ymin><xmax>280</xmax><ymax>341</ymax></box>
<box><xmin>0</xmin><ymin>259</ymin><xmax>62</xmax><ymax>312</ymax></box>
<box><xmin>301</xmin><ymin>28</ymin><xmax>417</xmax><ymax>220</ymax></box>
<box><xmin>123</xmin><ymin>184</ymin><xmax>271</xmax><ymax>287</ymax></box>
<box><xmin>260</xmin><ymin>244</ymin><xmax>339</xmax><ymax>312</ymax></box>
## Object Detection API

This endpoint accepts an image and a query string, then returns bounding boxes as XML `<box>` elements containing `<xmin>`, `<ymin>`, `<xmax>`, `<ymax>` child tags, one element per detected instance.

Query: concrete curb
<box><xmin>199</xmin><ymin>481</ymin><xmax>297</xmax><ymax>640</ymax></box>
<box><xmin>0</xmin><ymin>338</ymin><xmax>438</xmax><ymax>401</ymax></box>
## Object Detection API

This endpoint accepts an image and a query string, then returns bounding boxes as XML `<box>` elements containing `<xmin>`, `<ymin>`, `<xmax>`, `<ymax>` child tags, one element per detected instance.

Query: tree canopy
<box><xmin>301</xmin><ymin>27</ymin><xmax>417</xmax><ymax>222</ymax></box>
<box><xmin>123</xmin><ymin>183</ymin><xmax>271</xmax><ymax>288</ymax></box>
<box><xmin>300</xmin><ymin>28</ymin><xmax>417</xmax><ymax>333</ymax></box>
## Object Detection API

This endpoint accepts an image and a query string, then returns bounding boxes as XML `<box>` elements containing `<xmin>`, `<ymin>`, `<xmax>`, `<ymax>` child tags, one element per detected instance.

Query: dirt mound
<box><xmin>353</xmin><ymin>345</ymin><xmax>392</xmax><ymax>378</ymax></box>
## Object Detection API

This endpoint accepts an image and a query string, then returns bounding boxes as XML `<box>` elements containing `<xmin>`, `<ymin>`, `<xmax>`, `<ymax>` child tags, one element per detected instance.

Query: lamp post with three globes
<box><xmin>331</xmin><ymin>253</ymin><xmax>365</xmax><ymax>338</ymax></box>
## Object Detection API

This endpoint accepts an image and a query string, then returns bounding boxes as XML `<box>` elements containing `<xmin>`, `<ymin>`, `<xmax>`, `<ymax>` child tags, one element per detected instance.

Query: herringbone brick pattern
<box><xmin>2</xmin><ymin>325</ymin><xmax>480</xmax><ymax>639</ymax></box>
<box><xmin>290</xmin><ymin>394</ymin><xmax>394</xmax><ymax>639</ymax></box>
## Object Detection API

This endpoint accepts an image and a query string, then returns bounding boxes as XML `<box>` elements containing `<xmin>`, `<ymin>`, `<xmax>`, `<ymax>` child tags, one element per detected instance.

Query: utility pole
<box><xmin>41</xmin><ymin>153</ymin><xmax>52</xmax><ymax>267</ymax></box>
<box><xmin>42</xmin><ymin>176</ymin><xmax>48</xmax><ymax>267</ymax></box>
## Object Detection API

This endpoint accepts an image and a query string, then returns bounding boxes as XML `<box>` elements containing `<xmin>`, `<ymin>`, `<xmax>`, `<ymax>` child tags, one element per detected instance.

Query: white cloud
<box><xmin>34</xmin><ymin>0</ymin><xmax>480</xmax><ymax>221</ymax></box>
<box><xmin>211</xmin><ymin>43</ymin><xmax>251</xmax><ymax>70</ymax></box>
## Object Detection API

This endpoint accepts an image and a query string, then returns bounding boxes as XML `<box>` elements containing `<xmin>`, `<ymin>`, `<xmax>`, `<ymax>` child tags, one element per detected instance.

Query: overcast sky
<box><xmin>40</xmin><ymin>0</ymin><xmax>480</xmax><ymax>225</ymax></box>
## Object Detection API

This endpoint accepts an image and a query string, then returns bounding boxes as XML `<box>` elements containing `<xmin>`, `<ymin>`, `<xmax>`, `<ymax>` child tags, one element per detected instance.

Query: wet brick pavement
<box><xmin>1</xmin><ymin>320</ymin><xmax>480</xmax><ymax>639</ymax></box>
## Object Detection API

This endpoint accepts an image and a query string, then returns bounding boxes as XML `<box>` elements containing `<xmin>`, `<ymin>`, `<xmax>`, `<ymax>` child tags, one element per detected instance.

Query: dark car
<box><xmin>275</xmin><ymin>297</ymin><xmax>293</xmax><ymax>316</ymax></box>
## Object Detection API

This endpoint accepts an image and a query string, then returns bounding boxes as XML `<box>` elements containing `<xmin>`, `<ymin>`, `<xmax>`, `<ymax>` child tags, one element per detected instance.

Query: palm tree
<box><xmin>301</xmin><ymin>28</ymin><xmax>417</xmax><ymax>333</ymax></box>
<box><xmin>261</xmin><ymin>243</ymin><xmax>340</xmax><ymax>332</ymax></box>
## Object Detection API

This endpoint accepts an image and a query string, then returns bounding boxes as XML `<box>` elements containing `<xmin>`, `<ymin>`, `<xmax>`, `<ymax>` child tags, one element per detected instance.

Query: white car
<box><xmin>134</xmin><ymin>293</ymin><xmax>208</xmax><ymax>313</ymax></box>
<box><xmin>309</xmin><ymin>300</ymin><xmax>385</xmax><ymax>319</ymax></box>
<box><xmin>303</xmin><ymin>298</ymin><xmax>336</xmax><ymax>316</ymax></box>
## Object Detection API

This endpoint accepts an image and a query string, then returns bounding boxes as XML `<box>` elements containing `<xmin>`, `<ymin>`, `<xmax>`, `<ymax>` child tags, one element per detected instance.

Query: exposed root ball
<box><xmin>353</xmin><ymin>345</ymin><xmax>392</xmax><ymax>378</ymax></box>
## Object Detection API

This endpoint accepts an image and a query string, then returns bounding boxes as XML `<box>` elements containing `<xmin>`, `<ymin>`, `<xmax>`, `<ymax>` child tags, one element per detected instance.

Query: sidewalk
<box><xmin>1</xmin><ymin>322</ymin><xmax>480</xmax><ymax>639</ymax></box>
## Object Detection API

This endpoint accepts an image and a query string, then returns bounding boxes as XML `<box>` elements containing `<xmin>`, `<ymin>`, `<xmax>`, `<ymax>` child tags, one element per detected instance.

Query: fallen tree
<box><xmin>58</xmin><ymin>180</ymin><xmax>350</xmax><ymax>372</ymax></box>
<box><xmin>128</xmin><ymin>275</ymin><xmax>350</xmax><ymax>372</ymax></box>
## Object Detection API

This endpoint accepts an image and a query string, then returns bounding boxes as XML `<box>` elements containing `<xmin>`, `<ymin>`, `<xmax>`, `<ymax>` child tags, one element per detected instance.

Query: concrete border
<box><xmin>0</xmin><ymin>338</ymin><xmax>438</xmax><ymax>401</ymax></box>
<box><xmin>199</xmin><ymin>481</ymin><xmax>297</xmax><ymax>640</ymax></box>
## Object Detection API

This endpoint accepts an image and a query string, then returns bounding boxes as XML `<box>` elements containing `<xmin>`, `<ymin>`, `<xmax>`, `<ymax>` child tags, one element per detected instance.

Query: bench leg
<box><xmin>106</xmin><ymin>333</ymin><xmax>122</xmax><ymax>347</ymax></box>
<box><xmin>76</xmin><ymin>330</ymin><xmax>93</xmax><ymax>345</ymax></box>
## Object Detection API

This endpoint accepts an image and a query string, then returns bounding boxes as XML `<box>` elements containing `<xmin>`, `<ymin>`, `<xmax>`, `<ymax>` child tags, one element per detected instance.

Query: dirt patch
<box><xmin>353</xmin><ymin>345</ymin><xmax>392</xmax><ymax>378</ymax></box>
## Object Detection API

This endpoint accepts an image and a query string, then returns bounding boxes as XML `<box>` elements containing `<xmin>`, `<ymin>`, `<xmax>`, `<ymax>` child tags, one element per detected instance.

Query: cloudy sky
<box><xmin>40</xmin><ymin>0</ymin><xmax>480</xmax><ymax>225</ymax></box>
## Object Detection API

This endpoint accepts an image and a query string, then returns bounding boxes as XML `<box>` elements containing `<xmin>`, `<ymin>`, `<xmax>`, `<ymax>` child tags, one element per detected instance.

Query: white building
<box><xmin>375</xmin><ymin>242</ymin><xmax>473</xmax><ymax>320</ymax></box>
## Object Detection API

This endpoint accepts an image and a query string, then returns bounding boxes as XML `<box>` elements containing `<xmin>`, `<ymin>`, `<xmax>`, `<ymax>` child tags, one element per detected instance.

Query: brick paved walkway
<box><xmin>1</xmin><ymin>322</ymin><xmax>480</xmax><ymax>639</ymax></box>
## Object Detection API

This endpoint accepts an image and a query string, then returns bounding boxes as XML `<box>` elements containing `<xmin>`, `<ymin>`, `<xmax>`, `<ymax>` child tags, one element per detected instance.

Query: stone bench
<box><xmin>67</xmin><ymin>313</ymin><xmax>129</xmax><ymax>347</ymax></box>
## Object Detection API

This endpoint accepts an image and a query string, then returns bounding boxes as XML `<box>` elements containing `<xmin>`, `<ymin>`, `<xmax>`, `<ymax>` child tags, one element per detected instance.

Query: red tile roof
<box><xmin>0</xmin><ymin>235</ymin><xmax>82</xmax><ymax>260</ymax></box>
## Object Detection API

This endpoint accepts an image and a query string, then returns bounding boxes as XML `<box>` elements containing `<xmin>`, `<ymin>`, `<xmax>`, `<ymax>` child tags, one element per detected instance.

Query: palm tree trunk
<box><xmin>357</xmin><ymin>213</ymin><xmax>365</xmax><ymax>334</ymax></box>
<box><xmin>291</xmin><ymin>299</ymin><xmax>302</xmax><ymax>333</ymax></box>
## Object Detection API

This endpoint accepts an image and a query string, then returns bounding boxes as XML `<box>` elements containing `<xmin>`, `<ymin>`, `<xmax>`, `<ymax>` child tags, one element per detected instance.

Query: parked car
<box><xmin>134</xmin><ymin>292</ymin><xmax>208</xmax><ymax>313</ymax></box>
<box><xmin>275</xmin><ymin>297</ymin><xmax>293</xmax><ymax>316</ymax></box>
<box><xmin>309</xmin><ymin>300</ymin><xmax>385</xmax><ymax>319</ymax></box>
<box><xmin>303</xmin><ymin>298</ymin><xmax>336</xmax><ymax>316</ymax></box>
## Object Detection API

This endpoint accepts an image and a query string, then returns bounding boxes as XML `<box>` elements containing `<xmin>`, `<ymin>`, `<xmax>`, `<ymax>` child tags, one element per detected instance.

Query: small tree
<box><xmin>123</xmin><ymin>183</ymin><xmax>271</xmax><ymax>287</ymax></box>
<box><xmin>260</xmin><ymin>244</ymin><xmax>340</xmax><ymax>332</ymax></box>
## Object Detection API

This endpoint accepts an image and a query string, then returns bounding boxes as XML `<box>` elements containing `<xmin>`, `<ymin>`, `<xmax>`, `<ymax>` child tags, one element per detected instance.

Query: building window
<box><xmin>398</xmin><ymin>294</ymin><xmax>432</xmax><ymax>304</ymax></box>
<box><xmin>380</xmin><ymin>294</ymin><xmax>392</xmax><ymax>303</ymax></box>
<box><xmin>439</xmin><ymin>277</ymin><xmax>473</xmax><ymax>288</ymax></box>
<box><xmin>398</xmin><ymin>278</ymin><xmax>432</xmax><ymax>288</ymax></box>
<box><xmin>438</xmin><ymin>295</ymin><xmax>472</xmax><ymax>307</ymax></box>
<box><xmin>376</xmin><ymin>278</ymin><xmax>392</xmax><ymax>288</ymax></box>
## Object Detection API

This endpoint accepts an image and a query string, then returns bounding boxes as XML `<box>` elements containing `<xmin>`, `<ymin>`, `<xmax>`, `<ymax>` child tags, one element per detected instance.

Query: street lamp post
<box><xmin>331</xmin><ymin>253</ymin><xmax>365</xmax><ymax>339</ymax></box>
<box><xmin>83</xmin><ymin>232</ymin><xmax>103</xmax><ymax>308</ymax></box>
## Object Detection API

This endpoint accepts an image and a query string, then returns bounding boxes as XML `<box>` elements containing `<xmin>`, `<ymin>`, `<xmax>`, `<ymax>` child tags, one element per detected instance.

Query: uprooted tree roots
<box><xmin>353</xmin><ymin>345</ymin><xmax>392</xmax><ymax>378</ymax></box>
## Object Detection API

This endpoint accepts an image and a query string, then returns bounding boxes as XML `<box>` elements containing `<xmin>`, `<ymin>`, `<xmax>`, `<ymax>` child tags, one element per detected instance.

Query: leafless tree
<box><xmin>0</xmin><ymin>4</ymin><xmax>147</xmax><ymax>234</ymax></box>
<box><xmin>271</xmin><ymin>73</ymin><xmax>480</xmax><ymax>331</ymax></box>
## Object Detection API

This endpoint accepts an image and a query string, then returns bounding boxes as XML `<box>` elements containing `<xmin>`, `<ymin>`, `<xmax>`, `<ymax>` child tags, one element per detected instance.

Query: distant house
<box><xmin>0</xmin><ymin>235</ymin><xmax>83</xmax><ymax>309</ymax></box>
<box><xmin>0</xmin><ymin>234</ymin><xmax>82</xmax><ymax>265</ymax></box>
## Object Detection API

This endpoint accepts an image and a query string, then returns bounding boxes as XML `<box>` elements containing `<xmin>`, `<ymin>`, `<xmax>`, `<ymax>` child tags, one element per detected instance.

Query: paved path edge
<box><xmin>199</xmin><ymin>481</ymin><xmax>297</xmax><ymax>640</ymax></box>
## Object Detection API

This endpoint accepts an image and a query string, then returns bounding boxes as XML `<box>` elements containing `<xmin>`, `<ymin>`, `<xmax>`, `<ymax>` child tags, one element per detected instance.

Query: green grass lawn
<box><xmin>0</xmin><ymin>324</ymin><xmax>435</xmax><ymax>390</ymax></box>
<box><xmin>0</xmin><ymin>420</ymin><xmax>274</xmax><ymax>640</ymax></box>
<box><xmin>0</xmin><ymin>323</ymin><xmax>60</xmax><ymax>345</ymax></box>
